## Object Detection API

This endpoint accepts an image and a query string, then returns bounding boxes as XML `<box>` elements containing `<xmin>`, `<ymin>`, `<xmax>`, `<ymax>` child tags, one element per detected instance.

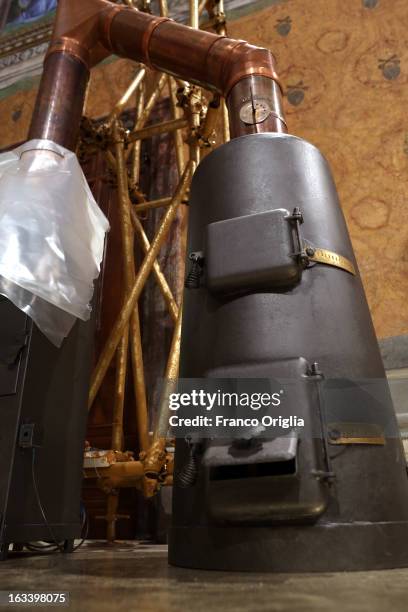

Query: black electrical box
<box><xmin>0</xmin><ymin>297</ymin><xmax>92</xmax><ymax>559</ymax></box>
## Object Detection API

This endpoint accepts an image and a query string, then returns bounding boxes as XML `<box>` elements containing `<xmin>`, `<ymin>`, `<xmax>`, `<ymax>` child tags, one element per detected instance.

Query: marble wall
<box><xmin>0</xmin><ymin>0</ymin><xmax>406</xmax><ymax>339</ymax></box>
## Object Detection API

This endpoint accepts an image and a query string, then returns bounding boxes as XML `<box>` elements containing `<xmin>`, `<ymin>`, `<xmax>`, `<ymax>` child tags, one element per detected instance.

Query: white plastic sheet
<box><xmin>0</xmin><ymin>139</ymin><xmax>109</xmax><ymax>346</ymax></box>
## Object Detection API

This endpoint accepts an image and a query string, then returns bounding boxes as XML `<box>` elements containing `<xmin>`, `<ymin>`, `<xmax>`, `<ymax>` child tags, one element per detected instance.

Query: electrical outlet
<box><xmin>18</xmin><ymin>423</ymin><xmax>35</xmax><ymax>448</ymax></box>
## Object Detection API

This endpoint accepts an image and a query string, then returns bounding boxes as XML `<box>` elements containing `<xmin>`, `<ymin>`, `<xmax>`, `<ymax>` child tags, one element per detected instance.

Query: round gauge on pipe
<box><xmin>239</xmin><ymin>99</ymin><xmax>272</xmax><ymax>125</ymax></box>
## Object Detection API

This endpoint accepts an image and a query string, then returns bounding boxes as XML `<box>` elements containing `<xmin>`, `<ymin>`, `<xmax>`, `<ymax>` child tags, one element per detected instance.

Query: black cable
<box><xmin>73</xmin><ymin>506</ymin><xmax>89</xmax><ymax>551</ymax></box>
<box><xmin>28</xmin><ymin>448</ymin><xmax>88</xmax><ymax>555</ymax></box>
<box><xmin>31</xmin><ymin>448</ymin><xmax>65</xmax><ymax>553</ymax></box>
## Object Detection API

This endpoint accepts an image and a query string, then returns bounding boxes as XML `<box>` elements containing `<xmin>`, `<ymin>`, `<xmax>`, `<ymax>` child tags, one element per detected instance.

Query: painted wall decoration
<box><xmin>6</xmin><ymin>0</ymin><xmax>56</xmax><ymax>27</ymax></box>
<box><xmin>0</xmin><ymin>0</ymin><xmax>406</xmax><ymax>340</ymax></box>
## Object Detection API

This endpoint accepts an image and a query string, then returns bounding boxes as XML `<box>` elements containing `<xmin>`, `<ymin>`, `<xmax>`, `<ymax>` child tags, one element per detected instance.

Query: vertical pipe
<box><xmin>227</xmin><ymin>76</ymin><xmax>287</xmax><ymax>139</ymax></box>
<box><xmin>114</xmin><ymin>123</ymin><xmax>150</xmax><ymax>453</ymax></box>
<box><xmin>189</xmin><ymin>0</ymin><xmax>199</xmax><ymax>29</ymax></box>
<box><xmin>143</xmin><ymin>302</ymin><xmax>183</xmax><ymax>482</ymax></box>
<box><xmin>112</xmin><ymin>332</ymin><xmax>129</xmax><ymax>451</ymax></box>
<box><xmin>29</xmin><ymin>52</ymin><xmax>89</xmax><ymax>149</ymax></box>
<box><xmin>213</xmin><ymin>0</ymin><xmax>230</xmax><ymax>142</ymax></box>
<box><xmin>153</xmin><ymin>302</ymin><xmax>183</xmax><ymax>441</ymax></box>
<box><xmin>131</xmin><ymin>81</ymin><xmax>145</xmax><ymax>185</ymax></box>
<box><xmin>159</xmin><ymin>0</ymin><xmax>186</xmax><ymax>176</ymax></box>
<box><xmin>168</xmin><ymin>77</ymin><xmax>186</xmax><ymax>176</ymax></box>
<box><xmin>105</xmin><ymin>493</ymin><xmax>120</xmax><ymax>542</ymax></box>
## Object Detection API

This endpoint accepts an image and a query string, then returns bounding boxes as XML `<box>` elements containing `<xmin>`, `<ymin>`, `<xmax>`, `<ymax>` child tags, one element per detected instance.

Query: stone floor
<box><xmin>1</xmin><ymin>542</ymin><xmax>408</xmax><ymax>611</ymax></box>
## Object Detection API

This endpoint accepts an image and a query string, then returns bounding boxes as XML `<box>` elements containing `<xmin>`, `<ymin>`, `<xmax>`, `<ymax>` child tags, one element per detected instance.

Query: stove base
<box><xmin>169</xmin><ymin>521</ymin><xmax>408</xmax><ymax>572</ymax></box>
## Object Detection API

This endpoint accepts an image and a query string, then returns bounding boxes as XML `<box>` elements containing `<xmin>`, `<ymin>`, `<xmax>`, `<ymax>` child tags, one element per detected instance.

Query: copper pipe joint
<box><xmin>46</xmin><ymin>36</ymin><xmax>91</xmax><ymax>69</ymax></box>
<box><xmin>104</xmin><ymin>8</ymin><xmax>281</xmax><ymax>99</ymax></box>
<box><xmin>217</xmin><ymin>42</ymin><xmax>282</xmax><ymax>97</ymax></box>
<box><xmin>141</xmin><ymin>15</ymin><xmax>171</xmax><ymax>68</ymax></box>
<box><xmin>100</xmin><ymin>4</ymin><xmax>123</xmax><ymax>56</ymax></box>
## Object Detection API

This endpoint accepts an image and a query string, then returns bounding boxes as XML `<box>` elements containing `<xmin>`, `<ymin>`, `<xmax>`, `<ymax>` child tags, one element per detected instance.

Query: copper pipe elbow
<box><xmin>205</xmin><ymin>38</ymin><xmax>282</xmax><ymax>97</ymax></box>
<box><xmin>103</xmin><ymin>8</ymin><xmax>281</xmax><ymax>98</ymax></box>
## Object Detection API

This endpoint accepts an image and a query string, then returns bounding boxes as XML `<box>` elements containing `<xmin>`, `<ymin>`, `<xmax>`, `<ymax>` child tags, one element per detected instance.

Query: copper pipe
<box><xmin>88</xmin><ymin>162</ymin><xmax>193</xmax><ymax>408</ymax></box>
<box><xmin>30</xmin><ymin>0</ymin><xmax>284</xmax><ymax>151</ymax></box>
<box><xmin>127</xmin><ymin>117</ymin><xmax>188</xmax><ymax>143</ymax></box>
<box><xmin>130</xmin><ymin>208</ymin><xmax>179</xmax><ymax>323</ymax></box>
<box><xmin>227</xmin><ymin>75</ymin><xmax>287</xmax><ymax>139</ymax></box>
<box><xmin>28</xmin><ymin>51</ymin><xmax>89</xmax><ymax>148</ymax></box>
<box><xmin>105</xmin><ymin>9</ymin><xmax>281</xmax><ymax>99</ymax></box>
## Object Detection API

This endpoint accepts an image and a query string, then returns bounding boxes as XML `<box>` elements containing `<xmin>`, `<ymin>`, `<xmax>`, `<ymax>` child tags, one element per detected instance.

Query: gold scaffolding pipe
<box><xmin>133</xmin><ymin>196</ymin><xmax>172</xmax><ymax>212</ymax></box>
<box><xmin>84</xmin><ymin>460</ymin><xmax>145</xmax><ymax>489</ymax></box>
<box><xmin>188</xmin><ymin>93</ymin><xmax>201</xmax><ymax>168</ymax></box>
<box><xmin>198</xmin><ymin>0</ymin><xmax>208</xmax><ymax>16</ymax></box>
<box><xmin>190</xmin><ymin>0</ymin><xmax>199</xmax><ymax>29</ymax></box>
<box><xmin>88</xmin><ymin>162</ymin><xmax>193</xmax><ymax>409</ymax></box>
<box><xmin>200</xmin><ymin>96</ymin><xmax>220</xmax><ymax>142</ymax></box>
<box><xmin>130</xmin><ymin>207</ymin><xmax>178</xmax><ymax>323</ymax></box>
<box><xmin>142</xmin><ymin>299</ymin><xmax>182</xmax><ymax>486</ymax></box>
<box><xmin>106</xmin><ymin>67</ymin><xmax>146</xmax><ymax>127</ymax></box>
<box><xmin>128</xmin><ymin>83</ymin><xmax>179</xmax><ymax>324</ymax></box>
<box><xmin>156</xmin><ymin>0</ymin><xmax>186</xmax><ymax>180</ymax></box>
<box><xmin>127</xmin><ymin>117</ymin><xmax>188</xmax><ymax>143</ymax></box>
<box><xmin>154</xmin><ymin>301</ymin><xmax>182</xmax><ymax>442</ymax></box>
<box><xmin>131</xmin><ymin>80</ymin><xmax>145</xmax><ymax>186</ymax></box>
<box><xmin>113</xmin><ymin>122</ymin><xmax>149</xmax><ymax>453</ymax></box>
<box><xmin>108</xmin><ymin>122</ymin><xmax>136</xmax><ymax>542</ymax></box>
<box><xmin>137</xmin><ymin>73</ymin><xmax>167</xmax><ymax>127</ymax></box>
<box><xmin>168</xmin><ymin>76</ymin><xmax>186</xmax><ymax>176</ymax></box>
<box><xmin>125</xmin><ymin>72</ymin><xmax>168</xmax><ymax>162</ymax></box>
<box><xmin>212</xmin><ymin>0</ymin><xmax>230</xmax><ymax>142</ymax></box>
<box><xmin>112</xmin><ymin>332</ymin><xmax>129</xmax><ymax>451</ymax></box>
<box><xmin>158</xmin><ymin>0</ymin><xmax>168</xmax><ymax>17</ymax></box>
